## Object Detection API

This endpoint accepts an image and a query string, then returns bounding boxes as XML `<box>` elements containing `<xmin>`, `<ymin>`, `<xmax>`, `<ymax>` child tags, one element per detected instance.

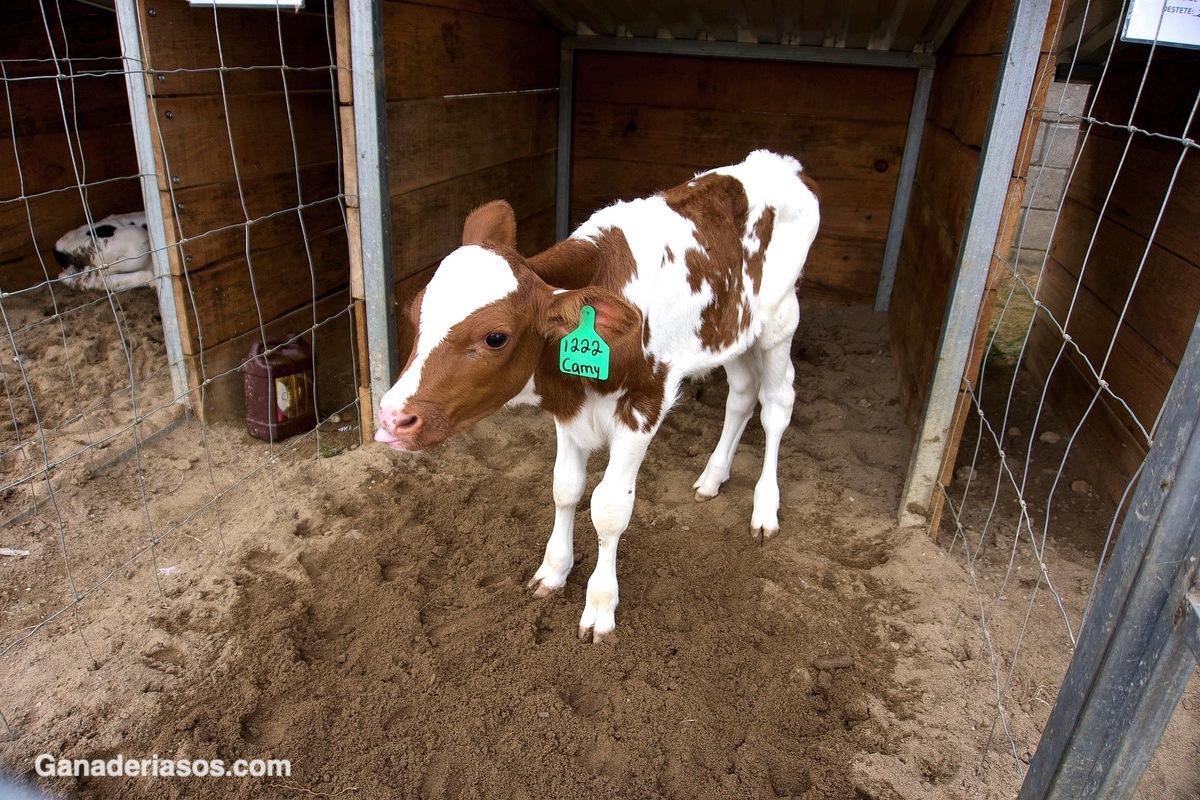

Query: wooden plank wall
<box><xmin>571</xmin><ymin>52</ymin><xmax>916</xmax><ymax>308</ymax></box>
<box><xmin>1024</xmin><ymin>46</ymin><xmax>1200</xmax><ymax>504</ymax></box>
<box><xmin>137</xmin><ymin>1</ymin><xmax>353</xmax><ymax>420</ymax></box>
<box><xmin>366</xmin><ymin>0</ymin><xmax>559</xmax><ymax>368</ymax></box>
<box><xmin>0</xmin><ymin>2</ymin><xmax>142</xmax><ymax>291</ymax></box>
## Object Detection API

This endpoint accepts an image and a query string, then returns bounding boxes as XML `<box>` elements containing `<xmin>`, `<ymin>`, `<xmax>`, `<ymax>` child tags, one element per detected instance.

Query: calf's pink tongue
<box><xmin>375</xmin><ymin>428</ymin><xmax>400</xmax><ymax>444</ymax></box>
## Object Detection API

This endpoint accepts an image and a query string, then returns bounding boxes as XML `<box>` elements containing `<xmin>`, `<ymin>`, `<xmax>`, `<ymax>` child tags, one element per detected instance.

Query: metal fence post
<box><xmin>349</xmin><ymin>0</ymin><xmax>397</xmax><ymax>425</ymax></box>
<box><xmin>898</xmin><ymin>0</ymin><xmax>1054</xmax><ymax>526</ymax></box>
<box><xmin>555</xmin><ymin>39</ymin><xmax>575</xmax><ymax>241</ymax></box>
<box><xmin>1018</xmin><ymin>310</ymin><xmax>1200</xmax><ymax>799</ymax></box>
<box><xmin>114</xmin><ymin>0</ymin><xmax>190</xmax><ymax>407</ymax></box>
<box><xmin>875</xmin><ymin>65</ymin><xmax>933</xmax><ymax>313</ymax></box>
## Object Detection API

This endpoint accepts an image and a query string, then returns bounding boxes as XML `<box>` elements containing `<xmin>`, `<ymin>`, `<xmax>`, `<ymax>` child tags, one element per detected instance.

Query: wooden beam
<box><xmin>1050</xmin><ymin>197</ymin><xmax>1200</xmax><ymax>368</ymax></box>
<box><xmin>921</xmin><ymin>0</ymin><xmax>1070</xmax><ymax>535</ymax></box>
<box><xmin>0</xmin><ymin>123</ymin><xmax>138</xmax><ymax>200</ymax></box>
<box><xmin>573</xmin><ymin>52</ymin><xmax>918</xmax><ymax>123</ymax></box>
<box><xmin>333</xmin><ymin>0</ymin><xmax>353</xmax><ymax>104</ymax></box>
<box><xmin>165</xmin><ymin>165</ymin><xmax>342</xmax><ymax>270</ymax></box>
<box><xmin>1066</xmin><ymin>132</ymin><xmax>1200</xmax><ymax>262</ymax></box>
<box><xmin>573</xmin><ymin>102</ymin><xmax>909</xmax><ymax>184</ymax></box>
<box><xmin>180</xmin><ymin>226</ymin><xmax>349</xmax><ymax>353</ymax></box>
<box><xmin>0</xmin><ymin>71</ymin><xmax>132</xmax><ymax>138</ymax></box>
<box><xmin>390</xmin><ymin>152</ymin><xmax>555</xmax><ymax>279</ymax></box>
<box><xmin>1036</xmin><ymin>255</ymin><xmax>1179</xmax><ymax>434</ymax></box>
<box><xmin>381</xmin><ymin>3</ymin><xmax>558</xmax><ymax>100</ymax></box>
<box><xmin>151</xmin><ymin>92</ymin><xmax>339</xmax><ymax>191</ymax></box>
<box><xmin>387</xmin><ymin>92</ymin><xmax>557</xmax><ymax>196</ymax></box>
<box><xmin>139</xmin><ymin>0</ymin><xmax>334</xmax><ymax>98</ymax></box>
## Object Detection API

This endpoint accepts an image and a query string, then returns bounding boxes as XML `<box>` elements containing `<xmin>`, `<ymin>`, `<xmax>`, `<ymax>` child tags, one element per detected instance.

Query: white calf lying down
<box><xmin>54</xmin><ymin>212</ymin><xmax>155</xmax><ymax>292</ymax></box>
<box><xmin>376</xmin><ymin>150</ymin><xmax>820</xmax><ymax>642</ymax></box>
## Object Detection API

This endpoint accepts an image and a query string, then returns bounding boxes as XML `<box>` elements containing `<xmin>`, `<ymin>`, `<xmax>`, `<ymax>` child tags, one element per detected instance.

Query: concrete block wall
<box><xmin>1012</xmin><ymin>79</ymin><xmax>1091</xmax><ymax>276</ymax></box>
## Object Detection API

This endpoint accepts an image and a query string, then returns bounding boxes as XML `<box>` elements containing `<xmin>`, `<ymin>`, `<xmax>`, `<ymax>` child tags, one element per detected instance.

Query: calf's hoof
<box><xmin>525</xmin><ymin>576</ymin><xmax>563</xmax><ymax>598</ymax></box>
<box><xmin>694</xmin><ymin>490</ymin><xmax>717</xmax><ymax>503</ymax></box>
<box><xmin>578</xmin><ymin>625</ymin><xmax>615</xmax><ymax>645</ymax></box>
<box><xmin>750</xmin><ymin>525</ymin><xmax>779</xmax><ymax>542</ymax></box>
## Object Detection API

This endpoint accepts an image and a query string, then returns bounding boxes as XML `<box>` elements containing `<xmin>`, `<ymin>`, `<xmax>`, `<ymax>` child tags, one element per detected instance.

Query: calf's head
<box><xmin>375</xmin><ymin>201</ymin><xmax>640</xmax><ymax>451</ymax></box>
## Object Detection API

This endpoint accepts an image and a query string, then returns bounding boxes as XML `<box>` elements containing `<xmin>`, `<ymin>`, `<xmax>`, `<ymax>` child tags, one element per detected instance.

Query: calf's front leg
<box><xmin>527</xmin><ymin>425</ymin><xmax>587</xmax><ymax>597</ymax></box>
<box><xmin>694</xmin><ymin>352</ymin><xmax>759</xmax><ymax>501</ymax></box>
<box><xmin>578</xmin><ymin>428</ymin><xmax>653</xmax><ymax>643</ymax></box>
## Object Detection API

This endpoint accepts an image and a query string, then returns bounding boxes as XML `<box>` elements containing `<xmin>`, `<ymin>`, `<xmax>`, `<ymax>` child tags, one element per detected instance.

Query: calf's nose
<box><xmin>380</xmin><ymin>405</ymin><xmax>421</xmax><ymax>437</ymax></box>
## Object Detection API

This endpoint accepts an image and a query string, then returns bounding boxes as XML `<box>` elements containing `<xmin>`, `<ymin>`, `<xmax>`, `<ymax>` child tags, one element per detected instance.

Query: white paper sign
<box><xmin>1122</xmin><ymin>0</ymin><xmax>1200</xmax><ymax>48</ymax></box>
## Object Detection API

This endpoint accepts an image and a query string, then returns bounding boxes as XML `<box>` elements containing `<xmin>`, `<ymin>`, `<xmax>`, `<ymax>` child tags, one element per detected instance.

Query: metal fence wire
<box><xmin>0</xmin><ymin>0</ymin><xmax>358</xmax><ymax>742</ymax></box>
<box><xmin>939</xmin><ymin>0</ymin><xmax>1200</xmax><ymax>796</ymax></box>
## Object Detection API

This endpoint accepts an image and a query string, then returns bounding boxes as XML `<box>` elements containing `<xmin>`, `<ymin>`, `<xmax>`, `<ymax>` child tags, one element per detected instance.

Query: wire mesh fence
<box><xmin>0</xmin><ymin>0</ymin><xmax>358</xmax><ymax>744</ymax></box>
<box><xmin>939</xmin><ymin>0</ymin><xmax>1200</xmax><ymax>789</ymax></box>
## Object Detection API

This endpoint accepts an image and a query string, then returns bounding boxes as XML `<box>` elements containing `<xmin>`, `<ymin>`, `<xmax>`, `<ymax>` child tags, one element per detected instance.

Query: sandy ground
<box><xmin>0</xmin><ymin>287</ymin><xmax>1196</xmax><ymax>799</ymax></box>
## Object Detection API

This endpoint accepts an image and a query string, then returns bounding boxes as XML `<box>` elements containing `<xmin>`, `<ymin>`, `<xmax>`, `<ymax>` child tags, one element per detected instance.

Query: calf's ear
<box><xmin>537</xmin><ymin>287</ymin><xmax>642</xmax><ymax>347</ymax></box>
<box><xmin>462</xmin><ymin>200</ymin><xmax>517</xmax><ymax>250</ymax></box>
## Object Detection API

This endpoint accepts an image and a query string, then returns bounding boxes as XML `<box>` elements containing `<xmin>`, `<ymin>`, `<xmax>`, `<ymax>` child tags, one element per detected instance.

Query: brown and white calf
<box><xmin>375</xmin><ymin>150</ymin><xmax>820</xmax><ymax>642</ymax></box>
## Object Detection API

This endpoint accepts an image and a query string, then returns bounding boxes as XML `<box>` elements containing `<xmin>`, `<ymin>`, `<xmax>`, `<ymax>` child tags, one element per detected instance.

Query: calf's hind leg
<box><xmin>750</xmin><ymin>332</ymin><xmax>797</xmax><ymax>540</ymax></box>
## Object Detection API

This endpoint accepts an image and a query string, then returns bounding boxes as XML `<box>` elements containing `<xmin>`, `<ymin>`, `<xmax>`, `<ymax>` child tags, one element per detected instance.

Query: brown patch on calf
<box><xmin>395</xmin><ymin>269</ymin><xmax>545</xmax><ymax>449</ymax></box>
<box><xmin>526</xmin><ymin>227</ymin><xmax>668</xmax><ymax>432</ymax></box>
<box><xmin>534</xmin><ymin>340</ymin><xmax>668</xmax><ymax>434</ymax></box>
<box><xmin>527</xmin><ymin>238</ymin><xmax>599</xmax><ymax>289</ymax></box>
<box><xmin>462</xmin><ymin>200</ymin><xmax>517</xmax><ymax>249</ymax></box>
<box><xmin>661</xmin><ymin>173</ymin><xmax>754</xmax><ymax>352</ymax></box>
<box><xmin>591</xmin><ymin>227</ymin><xmax>639</xmax><ymax>293</ymax></box>
<box><xmin>615</xmin><ymin>359</ymin><xmax>669</xmax><ymax>432</ymax></box>
<box><xmin>528</xmin><ymin>225</ymin><xmax>639</xmax><ymax>291</ymax></box>
<box><xmin>798</xmin><ymin>170</ymin><xmax>821</xmax><ymax>203</ymax></box>
<box><xmin>744</xmin><ymin>206</ymin><xmax>775</xmax><ymax>294</ymax></box>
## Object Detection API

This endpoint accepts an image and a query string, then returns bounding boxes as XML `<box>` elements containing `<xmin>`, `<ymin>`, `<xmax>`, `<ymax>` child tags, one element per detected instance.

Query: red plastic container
<box><xmin>242</xmin><ymin>338</ymin><xmax>317</xmax><ymax>442</ymax></box>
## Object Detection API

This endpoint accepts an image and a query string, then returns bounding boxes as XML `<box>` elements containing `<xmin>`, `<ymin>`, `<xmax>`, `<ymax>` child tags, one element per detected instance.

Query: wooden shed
<box><xmin>3</xmin><ymin>4</ymin><xmax>1198</xmax><ymax>792</ymax></box>
<box><xmin>331</xmin><ymin>0</ymin><xmax>1067</xmax><ymax>528</ymax></box>
<box><xmin>12</xmin><ymin>0</ymin><xmax>1191</xmax><ymax>532</ymax></box>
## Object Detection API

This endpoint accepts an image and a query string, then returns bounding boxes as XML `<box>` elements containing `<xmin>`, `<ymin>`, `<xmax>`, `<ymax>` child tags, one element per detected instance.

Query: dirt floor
<box><xmin>0</xmin><ymin>287</ymin><xmax>1196</xmax><ymax>799</ymax></box>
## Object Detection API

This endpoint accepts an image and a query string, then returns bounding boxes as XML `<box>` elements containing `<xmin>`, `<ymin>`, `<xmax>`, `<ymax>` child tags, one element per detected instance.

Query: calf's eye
<box><xmin>484</xmin><ymin>332</ymin><xmax>509</xmax><ymax>349</ymax></box>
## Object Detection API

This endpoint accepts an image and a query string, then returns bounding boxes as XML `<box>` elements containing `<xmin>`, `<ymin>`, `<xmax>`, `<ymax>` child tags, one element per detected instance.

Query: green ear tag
<box><xmin>558</xmin><ymin>305</ymin><xmax>610</xmax><ymax>381</ymax></box>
